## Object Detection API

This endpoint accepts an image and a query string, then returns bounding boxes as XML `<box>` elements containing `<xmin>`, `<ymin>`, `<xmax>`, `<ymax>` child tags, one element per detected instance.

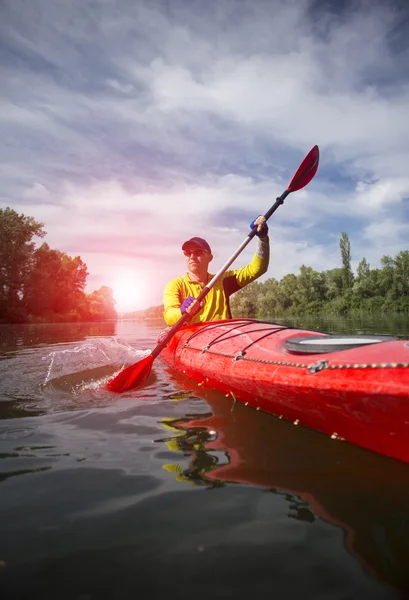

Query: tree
<box><xmin>297</xmin><ymin>265</ymin><xmax>325</xmax><ymax>305</ymax></box>
<box><xmin>379</xmin><ymin>255</ymin><xmax>395</xmax><ymax>298</ymax></box>
<box><xmin>54</xmin><ymin>254</ymin><xmax>88</xmax><ymax>313</ymax></box>
<box><xmin>24</xmin><ymin>243</ymin><xmax>61</xmax><ymax>316</ymax></box>
<box><xmin>278</xmin><ymin>273</ymin><xmax>298</xmax><ymax>311</ymax></box>
<box><xmin>25</xmin><ymin>243</ymin><xmax>88</xmax><ymax>318</ymax></box>
<box><xmin>393</xmin><ymin>251</ymin><xmax>409</xmax><ymax>297</ymax></box>
<box><xmin>230</xmin><ymin>281</ymin><xmax>261</xmax><ymax>318</ymax></box>
<box><xmin>0</xmin><ymin>208</ymin><xmax>45</xmax><ymax>321</ymax></box>
<box><xmin>84</xmin><ymin>286</ymin><xmax>117</xmax><ymax>321</ymax></box>
<box><xmin>322</xmin><ymin>268</ymin><xmax>344</xmax><ymax>300</ymax></box>
<box><xmin>339</xmin><ymin>232</ymin><xmax>354</xmax><ymax>292</ymax></box>
<box><xmin>356</xmin><ymin>257</ymin><xmax>370</xmax><ymax>281</ymax></box>
<box><xmin>258</xmin><ymin>278</ymin><xmax>280</xmax><ymax>316</ymax></box>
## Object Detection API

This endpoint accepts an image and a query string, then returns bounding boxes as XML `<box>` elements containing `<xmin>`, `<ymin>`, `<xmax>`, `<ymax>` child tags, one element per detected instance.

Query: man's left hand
<box><xmin>250</xmin><ymin>215</ymin><xmax>268</xmax><ymax>238</ymax></box>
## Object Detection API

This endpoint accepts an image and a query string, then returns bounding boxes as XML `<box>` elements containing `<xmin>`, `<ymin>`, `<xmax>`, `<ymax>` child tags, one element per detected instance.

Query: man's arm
<box><xmin>163</xmin><ymin>278</ymin><xmax>183</xmax><ymax>326</ymax></box>
<box><xmin>233</xmin><ymin>236</ymin><xmax>270</xmax><ymax>288</ymax></box>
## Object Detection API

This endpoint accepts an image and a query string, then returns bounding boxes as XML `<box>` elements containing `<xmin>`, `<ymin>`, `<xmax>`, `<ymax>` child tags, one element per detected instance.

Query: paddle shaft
<box><xmin>151</xmin><ymin>189</ymin><xmax>290</xmax><ymax>359</ymax></box>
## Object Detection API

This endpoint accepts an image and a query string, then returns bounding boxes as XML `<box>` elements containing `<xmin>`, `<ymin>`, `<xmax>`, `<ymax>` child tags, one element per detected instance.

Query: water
<box><xmin>1</xmin><ymin>315</ymin><xmax>409</xmax><ymax>599</ymax></box>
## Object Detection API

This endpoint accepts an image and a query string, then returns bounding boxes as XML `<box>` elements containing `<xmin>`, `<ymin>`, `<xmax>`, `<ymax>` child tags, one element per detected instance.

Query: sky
<box><xmin>1</xmin><ymin>0</ymin><xmax>409</xmax><ymax>312</ymax></box>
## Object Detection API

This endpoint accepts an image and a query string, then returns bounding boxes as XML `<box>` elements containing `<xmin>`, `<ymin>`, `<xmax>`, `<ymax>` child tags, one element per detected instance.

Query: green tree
<box><xmin>297</xmin><ymin>265</ymin><xmax>326</xmax><ymax>305</ymax></box>
<box><xmin>278</xmin><ymin>273</ymin><xmax>298</xmax><ymax>311</ymax></box>
<box><xmin>0</xmin><ymin>208</ymin><xmax>45</xmax><ymax>321</ymax></box>
<box><xmin>322</xmin><ymin>268</ymin><xmax>344</xmax><ymax>300</ymax></box>
<box><xmin>379</xmin><ymin>255</ymin><xmax>395</xmax><ymax>298</ymax></box>
<box><xmin>339</xmin><ymin>232</ymin><xmax>354</xmax><ymax>292</ymax></box>
<box><xmin>230</xmin><ymin>281</ymin><xmax>261</xmax><ymax>318</ymax></box>
<box><xmin>393</xmin><ymin>251</ymin><xmax>409</xmax><ymax>297</ymax></box>
<box><xmin>356</xmin><ymin>257</ymin><xmax>370</xmax><ymax>281</ymax></box>
<box><xmin>258</xmin><ymin>278</ymin><xmax>280</xmax><ymax>316</ymax></box>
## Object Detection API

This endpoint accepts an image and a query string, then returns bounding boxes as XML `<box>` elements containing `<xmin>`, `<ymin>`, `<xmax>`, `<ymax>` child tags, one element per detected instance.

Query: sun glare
<box><xmin>112</xmin><ymin>276</ymin><xmax>143</xmax><ymax>313</ymax></box>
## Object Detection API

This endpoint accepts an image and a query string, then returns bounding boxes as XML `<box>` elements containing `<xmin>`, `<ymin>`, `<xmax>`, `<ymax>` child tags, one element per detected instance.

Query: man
<box><xmin>163</xmin><ymin>216</ymin><xmax>269</xmax><ymax>326</ymax></box>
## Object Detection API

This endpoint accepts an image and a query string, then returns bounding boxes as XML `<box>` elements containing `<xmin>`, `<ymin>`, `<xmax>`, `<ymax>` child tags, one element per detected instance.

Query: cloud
<box><xmin>1</xmin><ymin>0</ymin><xmax>409</xmax><ymax>309</ymax></box>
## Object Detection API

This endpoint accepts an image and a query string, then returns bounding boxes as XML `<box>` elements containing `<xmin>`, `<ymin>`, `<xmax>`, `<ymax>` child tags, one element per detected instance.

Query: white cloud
<box><xmin>363</xmin><ymin>217</ymin><xmax>409</xmax><ymax>243</ymax></box>
<box><xmin>353</xmin><ymin>178</ymin><xmax>409</xmax><ymax>213</ymax></box>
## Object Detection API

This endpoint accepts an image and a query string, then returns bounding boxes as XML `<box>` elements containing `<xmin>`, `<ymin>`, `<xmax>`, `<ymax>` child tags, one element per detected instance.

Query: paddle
<box><xmin>107</xmin><ymin>145</ymin><xmax>320</xmax><ymax>393</ymax></box>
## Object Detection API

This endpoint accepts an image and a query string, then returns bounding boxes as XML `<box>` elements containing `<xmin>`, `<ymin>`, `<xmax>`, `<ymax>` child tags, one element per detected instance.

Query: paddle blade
<box><xmin>287</xmin><ymin>145</ymin><xmax>319</xmax><ymax>192</ymax></box>
<box><xmin>106</xmin><ymin>355</ymin><xmax>154</xmax><ymax>393</ymax></box>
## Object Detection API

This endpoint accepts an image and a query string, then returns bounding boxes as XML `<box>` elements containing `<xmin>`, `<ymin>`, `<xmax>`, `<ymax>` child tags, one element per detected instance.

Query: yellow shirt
<box><xmin>163</xmin><ymin>238</ymin><xmax>269</xmax><ymax>326</ymax></box>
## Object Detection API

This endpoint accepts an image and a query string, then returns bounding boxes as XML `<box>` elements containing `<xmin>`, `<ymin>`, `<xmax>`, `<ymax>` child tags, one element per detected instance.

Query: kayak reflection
<box><xmin>160</xmin><ymin>370</ymin><xmax>409</xmax><ymax>593</ymax></box>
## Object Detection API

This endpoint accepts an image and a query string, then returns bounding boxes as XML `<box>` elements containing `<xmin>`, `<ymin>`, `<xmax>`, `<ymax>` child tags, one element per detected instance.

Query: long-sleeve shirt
<box><xmin>163</xmin><ymin>237</ymin><xmax>269</xmax><ymax>326</ymax></box>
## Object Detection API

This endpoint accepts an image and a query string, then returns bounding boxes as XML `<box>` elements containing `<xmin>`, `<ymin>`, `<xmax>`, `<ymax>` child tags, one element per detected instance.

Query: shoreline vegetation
<box><xmin>230</xmin><ymin>231</ymin><xmax>409</xmax><ymax>319</ymax></box>
<box><xmin>1</xmin><ymin>208</ymin><xmax>409</xmax><ymax>324</ymax></box>
<box><xmin>0</xmin><ymin>208</ymin><xmax>116</xmax><ymax>324</ymax></box>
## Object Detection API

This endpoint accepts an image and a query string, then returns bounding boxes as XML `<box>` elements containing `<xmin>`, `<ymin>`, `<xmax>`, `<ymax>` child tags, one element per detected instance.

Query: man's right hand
<box><xmin>181</xmin><ymin>296</ymin><xmax>203</xmax><ymax>316</ymax></box>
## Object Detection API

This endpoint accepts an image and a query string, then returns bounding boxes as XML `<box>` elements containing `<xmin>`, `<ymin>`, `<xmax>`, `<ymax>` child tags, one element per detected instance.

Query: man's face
<box><xmin>183</xmin><ymin>246</ymin><xmax>212</xmax><ymax>272</ymax></box>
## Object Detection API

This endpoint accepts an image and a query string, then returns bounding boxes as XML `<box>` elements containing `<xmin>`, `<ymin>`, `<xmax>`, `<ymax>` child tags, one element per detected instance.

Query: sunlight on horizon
<box><xmin>111</xmin><ymin>273</ymin><xmax>147</xmax><ymax>312</ymax></box>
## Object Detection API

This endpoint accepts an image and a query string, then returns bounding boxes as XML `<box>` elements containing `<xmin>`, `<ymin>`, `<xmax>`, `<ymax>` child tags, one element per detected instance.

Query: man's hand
<box><xmin>250</xmin><ymin>215</ymin><xmax>269</xmax><ymax>238</ymax></box>
<box><xmin>181</xmin><ymin>296</ymin><xmax>203</xmax><ymax>316</ymax></box>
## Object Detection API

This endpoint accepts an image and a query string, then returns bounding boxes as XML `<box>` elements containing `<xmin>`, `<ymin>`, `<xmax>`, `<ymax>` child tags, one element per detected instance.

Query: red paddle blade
<box><xmin>287</xmin><ymin>145</ymin><xmax>319</xmax><ymax>192</ymax></box>
<box><xmin>106</xmin><ymin>355</ymin><xmax>154</xmax><ymax>393</ymax></box>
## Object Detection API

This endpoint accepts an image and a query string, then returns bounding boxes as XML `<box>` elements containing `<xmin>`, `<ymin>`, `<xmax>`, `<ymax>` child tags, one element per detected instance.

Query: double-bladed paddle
<box><xmin>107</xmin><ymin>145</ymin><xmax>320</xmax><ymax>393</ymax></box>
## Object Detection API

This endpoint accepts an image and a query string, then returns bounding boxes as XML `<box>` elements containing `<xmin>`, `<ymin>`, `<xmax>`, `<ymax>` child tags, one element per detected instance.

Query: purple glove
<box><xmin>181</xmin><ymin>296</ymin><xmax>196</xmax><ymax>314</ymax></box>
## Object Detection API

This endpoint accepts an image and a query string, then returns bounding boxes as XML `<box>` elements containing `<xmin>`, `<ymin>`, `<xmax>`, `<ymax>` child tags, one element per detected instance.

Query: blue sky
<box><xmin>1</xmin><ymin>0</ymin><xmax>409</xmax><ymax>310</ymax></box>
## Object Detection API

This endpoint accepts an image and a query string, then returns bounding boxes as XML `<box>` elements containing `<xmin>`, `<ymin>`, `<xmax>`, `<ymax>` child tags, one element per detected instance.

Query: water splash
<box><xmin>43</xmin><ymin>338</ymin><xmax>151</xmax><ymax>384</ymax></box>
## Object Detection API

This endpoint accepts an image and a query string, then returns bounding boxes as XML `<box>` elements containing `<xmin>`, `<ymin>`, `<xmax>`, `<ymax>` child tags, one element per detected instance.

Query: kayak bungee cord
<box><xmin>181</xmin><ymin>321</ymin><xmax>294</xmax><ymax>355</ymax></box>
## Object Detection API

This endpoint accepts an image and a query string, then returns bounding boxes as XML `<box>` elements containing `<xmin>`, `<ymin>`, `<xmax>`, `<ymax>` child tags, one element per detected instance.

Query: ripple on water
<box><xmin>0</xmin><ymin>427</ymin><xmax>36</xmax><ymax>441</ymax></box>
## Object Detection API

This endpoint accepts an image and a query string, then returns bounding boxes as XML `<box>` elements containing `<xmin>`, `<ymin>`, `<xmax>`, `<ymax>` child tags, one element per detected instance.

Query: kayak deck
<box><xmin>160</xmin><ymin>319</ymin><xmax>409</xmax><ymax>464</ymax></box>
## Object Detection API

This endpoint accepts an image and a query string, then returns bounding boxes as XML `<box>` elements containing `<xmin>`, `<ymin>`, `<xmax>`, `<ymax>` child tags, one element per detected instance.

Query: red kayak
<box><xmin>160</xmin><ymin>318</ymin><xmax>409</xmax><ymax>464</ymax></box>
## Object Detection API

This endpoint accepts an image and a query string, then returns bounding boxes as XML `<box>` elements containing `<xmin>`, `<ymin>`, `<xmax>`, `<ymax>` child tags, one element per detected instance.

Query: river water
<box><xmin>1</xmin><ymin>315</ymin><xmax>409</xmax><ymax>599</ymax></box>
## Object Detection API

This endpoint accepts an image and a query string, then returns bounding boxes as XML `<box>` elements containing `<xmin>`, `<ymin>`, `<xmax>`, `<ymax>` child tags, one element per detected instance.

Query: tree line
<box><xmin>0</xmin><ymin>208</ymin><xmax>116</xmax><ymax>323</ymax></box>
<box><xmin>3</xmin><ymin>206</ymin><xmax>407</xmax><ymax>324</ymax></box>
<box><xmin>230</xmin><ymin>232</ymin><xmax>409</xmax><ymax>318</ymax></box>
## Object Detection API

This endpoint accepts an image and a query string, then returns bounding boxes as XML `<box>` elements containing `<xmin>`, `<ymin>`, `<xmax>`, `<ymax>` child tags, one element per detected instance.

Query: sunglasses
<box><xmin>183</xmin><ymin>248</ymin><xmax>208</xmax><ymax>258</ymax></box>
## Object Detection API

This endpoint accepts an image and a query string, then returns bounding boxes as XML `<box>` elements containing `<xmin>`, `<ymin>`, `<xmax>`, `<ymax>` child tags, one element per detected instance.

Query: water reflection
<box><xmin>0</xmin><ymin>399</ymin><xmax>45</xmax><ymax>420</ymax></box>
<box><xmin>160</xmin><ymin>373</ymin><xmax>409</xmax><ymax>594</ymax></box>
<box><xmin>0</xmin><ymin>322</ymin><xmax>116</xmax><ymax>353</ymax></box>
<box><xmin>275</xmin><ymin>313</ymin><xmax>409</xmax><ymax>338</ymax></box>
<box><xmin>158</xmin><ymin>417</ymin><xmax>223</xmax><ymax>487</ymax></box>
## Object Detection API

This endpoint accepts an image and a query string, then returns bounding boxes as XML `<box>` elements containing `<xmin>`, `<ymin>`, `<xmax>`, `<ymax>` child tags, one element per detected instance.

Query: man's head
<box><xmin>182</xmin><ymin>237</ymin><xmax>211</xmax><ymax>254</ymax></box>
<box><xmin>182</xmin><ymin>237</ymin><xmax>213</xmax><ymax>278</ymax></box>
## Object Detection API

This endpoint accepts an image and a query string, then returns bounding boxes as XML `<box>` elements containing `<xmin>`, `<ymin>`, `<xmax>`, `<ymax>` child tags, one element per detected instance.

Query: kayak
<box><xmin>160</xmin><ymin>318</ymin><xmax>409</xmax><ymax>464</ymax></box>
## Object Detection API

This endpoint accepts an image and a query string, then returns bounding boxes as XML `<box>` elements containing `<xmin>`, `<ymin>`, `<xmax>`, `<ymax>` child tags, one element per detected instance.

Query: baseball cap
<box><xmin>182</xmin><ymin>237</ymin><xmax>212</xmax><ymax>253</ymax></box>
